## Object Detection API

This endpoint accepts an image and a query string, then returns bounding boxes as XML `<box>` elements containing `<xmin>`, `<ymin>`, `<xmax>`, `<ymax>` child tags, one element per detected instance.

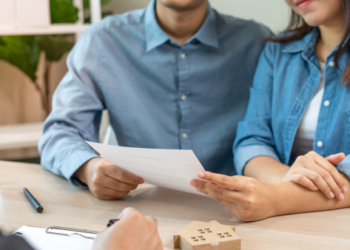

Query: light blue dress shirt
<box><xmin>234</xmin><ymin>28</ymin><xmax>350</xmax><ymax>179</ymax></box>
<box><xmin>38</xmin><ymin>0</ymin><xmax>271</xmax><ymax>185</ymax></box>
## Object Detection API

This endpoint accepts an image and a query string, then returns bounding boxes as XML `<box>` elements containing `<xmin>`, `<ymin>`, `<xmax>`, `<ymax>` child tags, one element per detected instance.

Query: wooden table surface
<box><xmin>0</xmin><ymin>160</ymin><xmax>349</xmax><ymax>250</ymax></box>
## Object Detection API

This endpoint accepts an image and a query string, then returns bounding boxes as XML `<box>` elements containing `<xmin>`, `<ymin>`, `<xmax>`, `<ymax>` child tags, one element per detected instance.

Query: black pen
<box><xmin>23</xmin><ymin>188</ymin><xmax>44</xmax><ymax>213</ymax></box>
<box><xmin>107</xmin><ymin>219</ymin><xmax>120</xmax><ymax>227</ymax></box>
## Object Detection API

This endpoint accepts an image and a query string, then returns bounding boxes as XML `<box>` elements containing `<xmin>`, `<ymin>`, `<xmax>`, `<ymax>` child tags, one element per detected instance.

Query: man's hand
<box><xmin>75</xmin><ymin>158</ymin><xmax>144</xmax><ymax>200</ymax></box>
<box><xmin>190</xmin><ymin>172</ymin><xmax>279</xmax><ymax>221</ymax></box>
<box><xmin>93</xmin><ymin>208</ymin><xmax>163</xmax><ymax>250</ymax></box>
<box><xmin>280</xmin><ymin>152</ymin><xmax>347</xmax><ymax>200</ymax></box>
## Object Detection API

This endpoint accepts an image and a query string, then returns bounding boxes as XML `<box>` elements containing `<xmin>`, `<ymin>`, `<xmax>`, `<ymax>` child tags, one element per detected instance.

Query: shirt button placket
<box><xmin>178</xmin><ymin>49</ymin><xmax>191</xmax><ymax>149</ymax></box>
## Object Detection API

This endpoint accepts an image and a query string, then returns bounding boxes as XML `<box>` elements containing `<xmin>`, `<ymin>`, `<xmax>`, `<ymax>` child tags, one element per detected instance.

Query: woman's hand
<box><xmin>190</xmin><ymin>172</ymin><xmax>279</xmax><ymax>221</ymax></box>
<box><xmin>280</xmin><ymin>152</ymin><xmax>347</xmax><ymax>200</ymax></box>
<box><xmin>93</xmin><ymin>208</ymin><xmax>163</xmax><ymax>250</ymax></box>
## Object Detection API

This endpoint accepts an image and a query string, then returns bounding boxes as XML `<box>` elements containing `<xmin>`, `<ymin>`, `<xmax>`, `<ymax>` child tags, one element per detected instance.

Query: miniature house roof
<box><xmin>174</xmin><ymin>220</ymin><xmax>241</xmax><ymax>250</ymax></box>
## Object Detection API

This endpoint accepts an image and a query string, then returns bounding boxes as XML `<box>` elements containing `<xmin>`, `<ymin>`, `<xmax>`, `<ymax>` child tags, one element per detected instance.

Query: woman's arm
<box><xmin>244</xmin><ymin>153</ymin><xmax>347</xmax><ymax>200</ymax></box>
<box><xmin>190</xmin><ymin>171</ymin><xmax>350</xmax><ymax>222</ymax></box>
<box><xmin>243</xmin><ymin>156</ymin><xmax>289</xmax><ymax>183</ymax></box>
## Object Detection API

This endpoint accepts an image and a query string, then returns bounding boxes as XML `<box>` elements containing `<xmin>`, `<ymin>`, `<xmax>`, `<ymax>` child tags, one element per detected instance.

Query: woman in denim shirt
<box><xmin>190</xmin><ymin>0</ymin><xmax>350</xmax><ymax>221</ymax></box>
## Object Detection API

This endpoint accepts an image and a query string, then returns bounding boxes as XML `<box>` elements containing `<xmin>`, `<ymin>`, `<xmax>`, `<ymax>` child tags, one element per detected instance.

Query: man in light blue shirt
<box><xmin>39</xmin><ymin>0</ymin><xmax>271</xmax><ymax>200</ymax></box>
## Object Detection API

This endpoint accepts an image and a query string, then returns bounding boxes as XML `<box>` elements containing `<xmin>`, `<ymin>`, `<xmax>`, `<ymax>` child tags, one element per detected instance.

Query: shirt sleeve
<box><xmin>233</xmin><ymin>42</ymin><xmax>280</xmax><ymax>175</ymax></box>
<box><xmin>38</xmin><ymin>29</ymin><xmax>103</xmax><ymax>186</ymax></box>
<box><xmin>337</xmin><ymin>154</ymin><xmax>350</xmax><ymax>180</ymax></box>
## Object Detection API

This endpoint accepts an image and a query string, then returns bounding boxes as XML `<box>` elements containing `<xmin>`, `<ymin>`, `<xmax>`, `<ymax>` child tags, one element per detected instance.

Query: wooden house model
<box><xmin>174</xmin><ymin>220</ymin><xmax>241</xmax><ymax>250</ymax></box>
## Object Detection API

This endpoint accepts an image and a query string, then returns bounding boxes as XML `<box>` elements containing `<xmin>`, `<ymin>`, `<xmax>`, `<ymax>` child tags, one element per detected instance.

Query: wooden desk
<box><xmin>0</xmin><ymin>161</ymin><xmax>349</xmax><ymax>250</ymax></box>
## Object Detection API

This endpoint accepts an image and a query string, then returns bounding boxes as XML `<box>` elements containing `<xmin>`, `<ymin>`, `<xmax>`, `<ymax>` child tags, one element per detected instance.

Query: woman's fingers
<box><xmin>191</xmin><ymin>179</ymin><xmax>226</xmax><ymax>203</ymax></box>
<box><xmin>312</xmin><ymin>152</ymin><xmax>347</xmax><ymax>194</ymax></box>
<box><xmin>297</xmin><ymin>166</ymin><xmax>343</xmax><ymax>200</ymax></box>
<box><xmin>196</xmin><ymin>171</ymin><xmax>246</xmax><ymax>191</ymax></box>
<box><xmin>326</xmin><ymin>153</ymin><xmax>345</xmax><ymax>165</ymax></box>
<box><xmin>290</xmin><ymin>173</ymin><xmax>318</xmax><ymax>191</ymax></box>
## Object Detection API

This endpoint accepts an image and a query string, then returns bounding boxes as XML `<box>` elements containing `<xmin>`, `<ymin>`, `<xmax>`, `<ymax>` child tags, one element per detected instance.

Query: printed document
<box><xmin>87</xmin><ymin>141</ymin><xmax>205</xmax><ymax>195</ymax></box>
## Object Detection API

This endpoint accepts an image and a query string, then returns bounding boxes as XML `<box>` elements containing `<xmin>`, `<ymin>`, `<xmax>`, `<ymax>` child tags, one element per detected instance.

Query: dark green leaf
<box><xmin>36</xmin><ymin>35</ymin><xmax>75</xmax><ymax>62</ymax></box>
<box><xmin>0</xmin><ymin>36</ymin><xmax>41</xmax><ymax>81</ymax></box>
<box><xmin>50</xmin><ymin>0</ymin><xmax>79</xmax><ymax>23</ymax></box>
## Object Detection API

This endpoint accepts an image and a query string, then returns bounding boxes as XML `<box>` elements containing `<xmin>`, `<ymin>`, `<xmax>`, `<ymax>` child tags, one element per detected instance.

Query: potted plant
<box><xmin>0</xmin><ymin>0</ymin><xmax>112</xmax><ymax>115</ymax></box>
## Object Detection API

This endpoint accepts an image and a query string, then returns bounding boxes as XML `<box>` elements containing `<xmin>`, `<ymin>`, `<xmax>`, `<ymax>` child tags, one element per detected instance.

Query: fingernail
<box><xmin>329</xmin><ymin>192</ymin><xmax>335</xmax><ymax>198</ymax></box>
<box><xmin>313</xmin><ymin>186</ymin><xmax>318</xmax><ymax>191</ymax></box>
<box><xmin>190</xmin><ymin>180</ymin><xmax>198</xmax><ymax>187</ymax></box>
<box><xmin>139</xmin><ymin>179</ymin><xmax>144</xmax><ymax>184</ymax></box>
<box><xmin>198</xmin><ymin>172</ymin><xmax>205</xmax><ymax>178</ymax></box>
<box><xmin>342</xmin><ymin>186</ymin><xmax>348</xmax><ymax>193</ymax></box>
<box><xmin>338</xmin><ymin>193</ymin><xmax>344</xmax><ymax>200</ymax></box>
<box><xmin>195</xmin><ymin>188</ymin><xmax>203</xmax><ymax>192</ymax></box>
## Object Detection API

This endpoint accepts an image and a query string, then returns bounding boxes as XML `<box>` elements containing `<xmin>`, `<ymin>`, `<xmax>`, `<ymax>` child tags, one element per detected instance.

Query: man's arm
<box><xmin>190</xmin><ymin>171</ymin><xmax>350</xmax><ymax>222</ymax></box>
<box><xmin>38</xmin><ymin>29</ymin><xmax>104</xmax><ymax>184</ymax></box>
<box><xmin>38</xmin><ymin>29</ymin><xmax>143</xmax><ymax>199</ymax></box>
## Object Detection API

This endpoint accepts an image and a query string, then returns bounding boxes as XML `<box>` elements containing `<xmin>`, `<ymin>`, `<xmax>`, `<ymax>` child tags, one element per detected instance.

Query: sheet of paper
<box><xmin>13</xmin><ymin>226</ymin><xmax>94</xmax><ymax>250</ymax></box>
<box><xmin>87</xmin><ymin>141</ymin><xmax>205</xmax><ymax>195</ymax></box>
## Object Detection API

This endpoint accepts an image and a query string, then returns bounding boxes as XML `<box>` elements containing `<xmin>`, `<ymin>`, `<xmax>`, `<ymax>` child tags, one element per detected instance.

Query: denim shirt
<box><xmin>38</xmin><ymin>0</ymin><xmax>271</xmax><ymax>185</ymax></box>
<box><xmin>234</xmin><ymin>28</ymin><xmax>350</xmax><ymax>179</ymax></box>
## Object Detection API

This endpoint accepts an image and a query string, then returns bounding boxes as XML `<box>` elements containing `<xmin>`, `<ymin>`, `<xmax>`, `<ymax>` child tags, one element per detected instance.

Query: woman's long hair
<box><xmin>269</xmin><ymin>1</ymin><xmax>350</xmax><ymax>86</ymax></box>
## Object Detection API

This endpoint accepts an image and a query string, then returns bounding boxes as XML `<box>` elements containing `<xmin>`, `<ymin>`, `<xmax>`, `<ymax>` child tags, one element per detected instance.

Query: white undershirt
<box><xmin>292</xmin><ymin>62</ymin><xmax>325</xmax><ymax>156</ymax></box>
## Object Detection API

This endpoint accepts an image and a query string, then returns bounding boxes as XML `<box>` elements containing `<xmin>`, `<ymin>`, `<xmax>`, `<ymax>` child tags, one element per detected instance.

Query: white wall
<box><xmin>105</xmin><ymin>0</ymin><xmax>291</xmax><ymax>33</ymax></box>
<box><xmin>210</xmin><ymin>0</ymin><xmax>290</xmax><ymax>33</ymax></box>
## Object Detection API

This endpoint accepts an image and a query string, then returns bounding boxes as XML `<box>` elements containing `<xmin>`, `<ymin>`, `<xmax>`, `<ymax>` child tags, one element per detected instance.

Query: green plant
<box><xmin>0</xmin><ymin>0</ymin><xmax>79</xmax><ymax>115</ymax></box>
<box><xmin>0</xmin><ymin>0</ymin><xmax>112</xmax><ymax>115</ymax></box>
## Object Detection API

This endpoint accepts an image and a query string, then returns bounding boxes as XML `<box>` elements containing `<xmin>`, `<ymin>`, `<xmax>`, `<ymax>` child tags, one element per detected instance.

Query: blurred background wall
<box><xmin>104</xmin><ymin>0</ymin><xmax>290</xmax><ymax>33</ymax></box>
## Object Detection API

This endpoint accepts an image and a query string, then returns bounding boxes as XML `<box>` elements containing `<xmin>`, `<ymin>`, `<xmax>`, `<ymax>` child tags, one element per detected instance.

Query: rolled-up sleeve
<box><xmin>233</xmin><ymin>42</ymin><xmax>280</xmax><ymax>175</ymax></box>
<box><xmin>38</xmin><ymin>29</ymin><xmax>104</xmax><ymax>185</ymax></box>
<box><xmin>337</xmin><ymin>155</ymin><xmax>350</xmax><ymax>180</ymax></box>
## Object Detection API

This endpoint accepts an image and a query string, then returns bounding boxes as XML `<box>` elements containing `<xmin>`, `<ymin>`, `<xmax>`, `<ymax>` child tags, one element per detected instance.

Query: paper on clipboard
<box><xmin>13</xmin><ymin>226</ymin><xmax>95</xmax><ymax>250</ymax></box>
<box><xmin>86</xmin><ymin>141</ymin><xmax>206</xmax><ymax>195</ymax></box>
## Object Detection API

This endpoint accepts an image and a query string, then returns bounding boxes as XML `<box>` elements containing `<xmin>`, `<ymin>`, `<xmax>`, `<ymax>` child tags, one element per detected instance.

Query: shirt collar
<box><xmin>189</xmin><ymin>4</ymin><xmax>219</xmax><ymax>49</ymax></box>
<box><xmin>145</xmin><ymin>0</ymin><xmax>170</xmax><ymax>52</ymax></box>
<box><xmin>282</xmin><ymin>28</ymin><xmax>350</xmax><ymax>69</ymax></box>
<box><xmin>144</xmin><ymin>0</ymin><xmax>219</xmax><ymax>52</ymax></box>
<box><xmin>282</xmin><ymin>28</ymin><xmax>319</xmax><ymax>54</ymax></box>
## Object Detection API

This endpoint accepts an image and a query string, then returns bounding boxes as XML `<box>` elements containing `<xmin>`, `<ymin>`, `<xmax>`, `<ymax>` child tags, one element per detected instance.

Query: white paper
<box><xmin>87</xmin><ymin>141</ymin><xmax>205</xmax><ymax>195</ymax></box>
<box><xmin>13</xmin><ymin>226</ymin><xmax>94</xmax><ymax>250</ymax></box>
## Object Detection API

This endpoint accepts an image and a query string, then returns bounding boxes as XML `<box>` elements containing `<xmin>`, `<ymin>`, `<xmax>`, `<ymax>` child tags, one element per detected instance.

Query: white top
<box><xmin>292</xmin><ymin>62</ymin><xmax>325</xmax><ymax>156</ymax></box>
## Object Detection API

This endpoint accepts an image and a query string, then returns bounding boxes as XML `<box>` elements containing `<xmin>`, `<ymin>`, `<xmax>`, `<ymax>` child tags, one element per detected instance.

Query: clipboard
<box><xmin>46</xmin><ymin>226</ymin><xmax>98</xmax><ymax>239</ymax></box>
<box><xmin>13</xmin><ymin>225</ymin><xmax>99</xmax><ymax>250</ymax></box>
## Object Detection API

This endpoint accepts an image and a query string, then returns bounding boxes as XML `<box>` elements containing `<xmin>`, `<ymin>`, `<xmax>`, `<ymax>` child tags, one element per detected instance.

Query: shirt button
<box><xmin>180</xmin><ymin>53</ymin><xmax>186</xmax><ymax>59</ymax></box>
<box><xmin>182</xmin><ymin>133</ymin><xmax>188</xmax><ymax>139</ymax></box>
<box><xmin>181</xmin><ymin>95</ymin><xmax>187</xmax><ymax>101</ymax></box>
<box><xmin>329</xmin><ymin>61</ymin><xmax>335</xmax><ymax>67</ymax></box>
<box><xmin>324</xmin><ymin>100</ymin><xmax>330</xmax><ymax>107</ymax></box>
<box><xmin>317</xmin><ymin>141</ymin><xmax>323</xmax><ymax>148</ymax></box>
